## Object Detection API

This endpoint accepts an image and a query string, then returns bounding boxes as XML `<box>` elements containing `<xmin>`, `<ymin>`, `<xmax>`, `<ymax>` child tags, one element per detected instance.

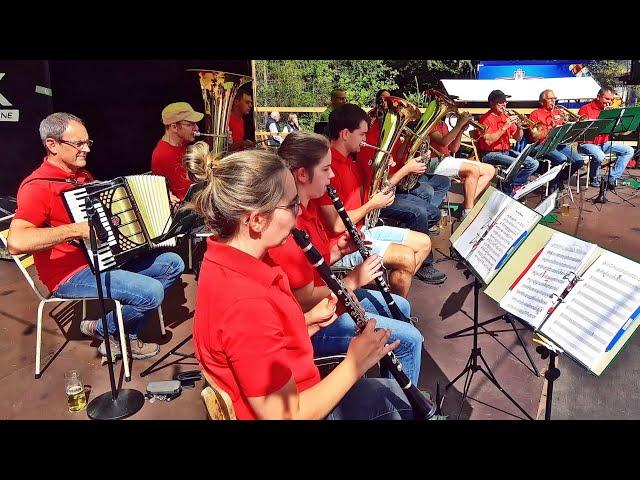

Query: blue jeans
<box><xmin>334</xmin><ymin>225</ymin><xmax>408</xmax><ymax>269</ymax></box>
<box><xmin>311</xmin><ymin>288</ymin><xmax>423</xmax><ymax>386</ymax></box>
<box><xmin>326</xmin><ymin>378</ymin><xmax>413</xmax><ymax>420</ymax></box>
<box><xmin>578</xmin><ymin>142</ymin><xmax>634</xmax><ymax>181</ymax></box>
<box><xmin>380</xmin><ymin>192</ymin><xmax>434</xmax><ymax>235</ymax></box>
<box><xmin>53</xmin><ymin>251</ymin><xmax>184</xmax><ymax>338</ymax></box>
<box><xmin>409</xmin><ymin>174</ymin><xmax>451</xmax><ymax>213</ymax></box>
<box><xmin>481</xmin><ymin>149</ymin><xmax>539</xmax><ymax>189</ymax></box>
<box><xmin>532</xmin><ymin>144</ymin><xmax>584</xmax><ymax>188</ymax></box>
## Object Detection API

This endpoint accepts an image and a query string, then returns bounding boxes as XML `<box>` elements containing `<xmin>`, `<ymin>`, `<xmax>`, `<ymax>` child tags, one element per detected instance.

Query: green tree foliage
<box><xmin>586</xmin><ymin>60</ymin><xmax>630</xmax><ymax>88</ymax></box>
<box><xmin>388</xmin><ymin>60</ymin><xmax>475</xmax><ymax>95</ymax></box>
<box><xmin>255</xmin><ymin>60</ymin><xmax>398</xmax><ymax>129</ymax></box>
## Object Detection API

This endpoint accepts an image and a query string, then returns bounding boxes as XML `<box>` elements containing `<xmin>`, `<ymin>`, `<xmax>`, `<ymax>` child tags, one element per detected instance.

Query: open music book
<box><xmin>484</xmin><ymin>224</ymin><xmax>640</xmax><ymax>376</ymax></box>
<box><xmin>451</xmin><ymin>186</ymin><xmax>542</xmax><ymax>285</ymax></box>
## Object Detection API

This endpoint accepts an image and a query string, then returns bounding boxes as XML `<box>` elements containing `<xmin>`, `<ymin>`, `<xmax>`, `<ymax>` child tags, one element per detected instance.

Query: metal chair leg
<box><xmin>157</xmin><ymin>306</ymin><xmax>166</xmax><ymax>337</ymax></box>
<box><xmin>35</xmin><ymin>301</ymin><xmax>45</xmax><ymax>378</ymax></box>
<box><xmin>114</xmin><ymin>301</ymin><xmax>131</xmax><ymax>381</ymax></box>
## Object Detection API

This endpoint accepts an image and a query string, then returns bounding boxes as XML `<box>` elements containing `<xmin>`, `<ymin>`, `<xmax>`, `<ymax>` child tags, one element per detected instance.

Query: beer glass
<box><xmin>65</xmin><ymin>370</ymin><xmax>87</xmax><ymax>412</ymax></box>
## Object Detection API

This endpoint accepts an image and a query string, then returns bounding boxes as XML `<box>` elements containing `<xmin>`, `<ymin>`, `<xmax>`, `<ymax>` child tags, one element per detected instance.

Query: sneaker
<box><xmin>590</xmin><ymin>178</ymin><xmax>601</xmax><ymax>187</ymax></box>
<box><xmin>80</xmin><ymin>320</ymin><xmax>100</xmax><ymax>339</ymax></box>
<box><xmin>97</xmin><ymin>335</ymin><xmax>122</xmax><ymax>358</ymax></box>
<box><xmin>427</xmin><ymin>225</ymin><xmax>440</xmax><ymax>237</ymax></box>
<box><xmin>510</xmin><ymin>185</ymin><xmax>524</xmax><ymax>198</ymax></box>
<box><xmin>415</xmin><ymin>265</ymin><xmax>447</xmax><ymax>285</ymax></box>
<box><xmin>128</xmin><ymin>338</ymin><xmax>160</xmax><ymax>360</ymax></box>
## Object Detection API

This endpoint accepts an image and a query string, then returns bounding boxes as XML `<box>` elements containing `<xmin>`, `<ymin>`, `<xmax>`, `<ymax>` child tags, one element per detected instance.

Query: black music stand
<box><xmin>139</xmin><ymin>334</ymin><xmax>196</xmax><ymax>377</ymax></box>
<box><xmin>495</xmin><ymin>143</ymin><xmax>536</xmax><ymax>193</ymax></box>
<box><xmin>84</xmin><ymin>198</ymin><xmax>145</xmax><ymax>420</ymax></box>
<box><xmin>444</xmin><ymin>274</ymin><xmax>534</xmax><ymax>420</ymax></box>
<box><xmin>535</xmin><ymin>344</ymin><xmax>561</xmax><ymax>420</ymax></box>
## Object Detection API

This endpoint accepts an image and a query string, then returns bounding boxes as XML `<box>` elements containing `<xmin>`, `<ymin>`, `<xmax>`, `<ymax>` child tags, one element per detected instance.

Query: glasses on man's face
<box><xmin>274</xmin><ymin>195</ymin><xmax>300</xmax><ymax>216</ymax></box>
<box><xmin>59</xmin><ymin>139</ymin><xmax>93</xmax><ymax>149</ymax></box>
<box><xmin>177</xmin><ymin>121</ymin><xmax>197</xmax><ymax>128</ymax></box>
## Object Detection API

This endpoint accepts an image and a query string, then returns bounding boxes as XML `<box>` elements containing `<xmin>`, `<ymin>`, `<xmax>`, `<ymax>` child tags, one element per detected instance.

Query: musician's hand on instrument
<box><xmin>347</xmin><ymin>319</ymin><xmax>400</xmax><ymax>377</ymax></box>
<box><xmin>369</xmin><ymin>190</ymin><xmax>395</xmax><ymax>209</ymax></box>
<box><xmin>77</xmin><ymin>221</ymin><xmax>90</xmax><ymax>240</ymax></box>
<box><xmin>169</xmin><ymin>192</ymin><xmax>180</xmax><ymax>206</ymax></box>
<box><xmin>405</xmin><ymin>157</ymin><xmax>427</xmax><ymax>175</ymax></box>
<box><xmin>304</xmin><ymin>292</ymin><xmax>338</xmax><ymax>328</ymax></box>
<box><xmin>344</xmin><ymin>254</ymin><xmax>384</xmax><ymax>289</ymax></box>
<box><xmin>334</xmin><ymin>232</ymin><xmax>358</xmax><ymax>256</ymax></box>
<box><xmin>459</xmin><ymin>111</ymin><xmax>472</xmax><ymax>125</ymax></box>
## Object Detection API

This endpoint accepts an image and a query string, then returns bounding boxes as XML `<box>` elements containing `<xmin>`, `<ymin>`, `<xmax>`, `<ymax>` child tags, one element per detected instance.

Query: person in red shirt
<box><xmin>151</xmin><ymin>102</ymin><xmax>203</xmax><ymax>201</ymax></box>
<box><xmin>429</xmin><ymin>115</ymin><xmax>496</xmax><ymax>217</ymax></box>
<box><xmin>527</xmin><ymin>89</ymin><xmax>584</xmax><ymax>191</ymax></box>
<box><xmin>185</xmin><ymin>143</ymin><xmax>413</xmax><ymax>420</ymax></box>
<box><xmin>228</xmin><ymin>89</ymin><xmax>256</xmax><ymax>152</ymax></box>
<box><xmin>577</xmin><ymin>86</ymin><xmax>635</xmax><ymax>189</ymax></box>
<box><xmin>315</xmin><ymin>104</ymin><xmax>432</xmax><ymax>298</ymax></box>
<box><xmin>475</xmin><ymin>90</ymin><xmax>539</xmax><ymax>194</ymax></box>
<box><xmin>269</xmin><ymin>131</ymin><xmax>423</xmax><ymax>386</ymax></box>
<box><xmin>8</xmin><ymin>113</ymin><xmax>184</xmax><ymax>360</ymax></box>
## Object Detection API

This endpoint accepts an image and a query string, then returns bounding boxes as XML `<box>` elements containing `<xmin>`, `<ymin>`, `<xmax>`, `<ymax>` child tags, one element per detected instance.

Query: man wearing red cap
<box><xmin>475</xmin><ymin>90</ymin><xmax>539</xmax><ymax>194</ymax></box>
<box><xmin>151</xmin><ymin>102</ymin><xmax>204</xmax><ymax>201</ymax></box>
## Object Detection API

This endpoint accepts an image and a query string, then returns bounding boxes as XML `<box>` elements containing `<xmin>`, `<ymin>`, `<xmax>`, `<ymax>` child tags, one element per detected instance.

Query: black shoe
<box><xmin>415</xmin><ymin>265</ymin><xmax>447</xmax><ymax>285</ymax></box>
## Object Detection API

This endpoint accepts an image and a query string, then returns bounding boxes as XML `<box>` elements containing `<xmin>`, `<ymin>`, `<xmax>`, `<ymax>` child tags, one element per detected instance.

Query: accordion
<box><xmin>62</xmin><ymin>175</ymin><xmax>176</xmax><ymax>271</ymax></box>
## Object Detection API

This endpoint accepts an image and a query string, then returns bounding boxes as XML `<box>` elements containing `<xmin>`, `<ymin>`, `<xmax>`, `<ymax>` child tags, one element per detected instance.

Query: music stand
<box><xmin>495</xmin><ymin>143</ymin><xmax>537</xmax><ymax>191</ymax></box>
<box><xmin>84</xmin><ymin>198</ymin><xmax>145</xmax><ymax>420</ymax></box>
<box><xmin>535</xmin><ymin>344</ymin><xmax>561</xmax><ymax>420</ymax></box>
<box><xmin>444</xmin><ymin>274</ymin><xmax>534</xmax><ymax>420</ymax></box>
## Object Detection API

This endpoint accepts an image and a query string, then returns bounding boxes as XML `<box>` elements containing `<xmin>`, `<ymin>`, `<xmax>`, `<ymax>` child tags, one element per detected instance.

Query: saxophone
<box><xmin>364</xmin><ymin>96</ymin><xmax>421</xmax><ymax>229</ymax></box>
<box><xmin>396</xmin><ymin>89</ymin><xmax>458</xmax><ymax>191</ymax></box>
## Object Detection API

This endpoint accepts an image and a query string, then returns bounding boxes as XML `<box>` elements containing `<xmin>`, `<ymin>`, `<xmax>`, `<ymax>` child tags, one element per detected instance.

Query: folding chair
<box><xmin>1</xmin><ymin>215</ymin><xmax>165</xmax><ymax>380</ymax></box>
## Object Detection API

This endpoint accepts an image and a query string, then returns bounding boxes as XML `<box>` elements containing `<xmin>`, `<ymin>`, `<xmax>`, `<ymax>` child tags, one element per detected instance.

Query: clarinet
<box><xmin>326</xmin><ymin>185</ymin><xmax>412</xmax><ymax>323</ymax></box>
<box><xmin>292</xmin><ymin>228</ymin><xmax>436</xmax><ymax>420</ymax></box>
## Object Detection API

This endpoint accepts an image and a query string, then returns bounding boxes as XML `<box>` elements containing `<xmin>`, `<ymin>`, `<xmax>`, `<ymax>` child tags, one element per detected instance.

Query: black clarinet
<box><xmin>326</xmin><ymin>185</ymin><xmax>412</xmax><ymax>324</ymax></box>
<box><xmin>292</xmin><ymin>228</ymin><xmax>436</xmax><ymax>420</ymax></box>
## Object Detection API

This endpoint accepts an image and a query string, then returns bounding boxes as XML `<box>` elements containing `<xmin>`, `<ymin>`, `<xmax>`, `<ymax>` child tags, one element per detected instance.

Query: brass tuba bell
<box><xmin>364</xmin><ymin>96</ymin><xmax>421</xmax><ymax>229</ymax></box>
<box><xmin>187</xmin><ymin>69</ymin><xmax>252</xmax><ymax>156</ymax></box>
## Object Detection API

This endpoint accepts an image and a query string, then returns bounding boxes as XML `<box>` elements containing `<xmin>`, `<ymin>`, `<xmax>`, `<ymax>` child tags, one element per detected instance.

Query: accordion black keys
<box><xmin>62</xmin><ymin>175</ymin><xmax>176</xmax><ymax>271</ymax></box>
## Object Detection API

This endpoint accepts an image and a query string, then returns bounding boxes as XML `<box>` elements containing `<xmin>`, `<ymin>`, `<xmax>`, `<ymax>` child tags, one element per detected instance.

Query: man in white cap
<box><xmin>151</xmin><ymin>102</ymin><xmax>204</xmax><ymax>201</ymax></box>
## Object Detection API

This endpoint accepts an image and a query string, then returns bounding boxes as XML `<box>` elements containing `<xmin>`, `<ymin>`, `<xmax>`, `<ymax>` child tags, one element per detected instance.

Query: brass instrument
<box><xmin>394</xmin><ymin>90</ymin><xmax>457</xmax><ymax>191</ymax></box>
<box><xmin>505</xmin><ymin>108</ymin><xmax>546</xmax><ymax>138</ymax></box>
<box><xmin>187</xmin><ymin>69</ymin><xmax>252</xmax><ymax>156</ymax></box>
<box><xmin>556</xmin><ymin>104</ymin><xmax>581</xmax><ymax>122</ymax></box>
<box><xmin>449</xmin><ymin>112</ymin><xmax>487</xmax><ymax>132</ymax></box>
<box><xmin>364</xmin><ymin>96</ymin><xmax>421</xmax><ymax>229</ymax></box>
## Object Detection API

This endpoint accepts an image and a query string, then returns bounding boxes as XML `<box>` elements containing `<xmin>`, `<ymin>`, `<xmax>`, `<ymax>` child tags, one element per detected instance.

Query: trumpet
<box><xmin>556</xmin><ymin>104</ymin><xmax>581</xmax><ymax>122</ymax></box>
<box><xmin>449</xmin><ymin>112</ymin><xmax>487</xmax><ymax>132</ymax></box>
<box><xmin>505</xmin><ymin>108</ymin><xmax>546</xmax><ymax>137</ymax></box>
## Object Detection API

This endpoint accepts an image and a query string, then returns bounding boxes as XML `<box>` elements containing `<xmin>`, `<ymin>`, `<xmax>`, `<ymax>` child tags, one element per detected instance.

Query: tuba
<box><xmin>364</xmin><ymin>96</ymin><xmax>421</xmax><ymax>229</ymax></box>
<box><xmin>396</xmin><ymin>89</ymin><xmax>458</xmax><ymax>191</ymax></box>
<box><xmin>187</xmin><ymin>69</ymin><xmax>252</xmax><ymax>156</ymax></box>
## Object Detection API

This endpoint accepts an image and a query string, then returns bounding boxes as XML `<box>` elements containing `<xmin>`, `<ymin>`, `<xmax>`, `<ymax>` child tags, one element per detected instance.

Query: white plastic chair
<box><xmin>1</xmin><ymin>215</ymin><xmax>165</xmax><ymax>380</ymax></box>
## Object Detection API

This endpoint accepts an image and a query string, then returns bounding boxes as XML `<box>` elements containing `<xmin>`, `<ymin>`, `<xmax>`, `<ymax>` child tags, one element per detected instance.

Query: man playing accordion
<box><xmin>7</xmin><ymin>112</ymin><xmax>184</xmax><ymax>361</ymax></box>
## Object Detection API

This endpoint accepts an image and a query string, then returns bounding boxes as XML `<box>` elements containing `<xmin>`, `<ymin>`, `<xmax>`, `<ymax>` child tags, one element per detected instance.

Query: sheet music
<box><xmin>466</xmin><ymin>200</ymin><xmax>540</xmax><ymax>284</ymax></box>
<box><xmin>453</xmin><ymin>189</ymin><xmax>511</xmax><ymax>259</ymax></box>
<box><xmin>512</xmin><ymin>164</ymin><xmax>565</xmax><ymax>200</ymax></box>
<box><xmin>500</xmin><ymin>232</ymin><xmax>598</xmax><ymax>329</ymax></box>
<box><xmin>539</xmin><ymin>251</ymin><xmax>640</xmax><ymax>373</ymax></box>
<box><xmin>534</xmin><ymin>191</ymin><xmax>558</xmax><ymax>216</ymax></box>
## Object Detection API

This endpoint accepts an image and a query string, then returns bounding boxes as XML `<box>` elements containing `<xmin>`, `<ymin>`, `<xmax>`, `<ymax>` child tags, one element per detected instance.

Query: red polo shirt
<box><xmin>150</xmin><ymin>140</ymin><xmax>192</xmax><ymax>200</ymax></box>
<box><xmin>14</xmin><ymin>158</ymin><xmax>93</xmax><ymax>292</ymax></box>
<box><xmin>528</xmin><ymin>108</ymin><xmax>565</xmax><ymax>142</ymax></box>
<box><xmin>269</xmin><ymin>202</ymin><xmax>330</xmax><ymax>289</ymax></box>
<box><xmin>578</xmin><ymin>100</ymin><xmax>609</xmax><ymax>145</ymax></box>
<box><xmin>357</xmin><ymin>117</ymin><xmax>405</xmax><ymax>179</ymax></box>
<box><xmin>315</xmin><ymin>147</ymin><xmax>367</xmax><ymax>242</ymax></box>
<box><xmin>477</xmin><ymin>110</ymin><xmax>517</xmax><ymax>152</ymax></box>
<box><xmin>228</xmin><ymin>113</ymin><xmax>245</xmax><ymax>142</ymax></box>
<box><xmin>430</xmin><ymin>121</ymin><xmax>451</xmax><ymax>156</ymax></box>
<box><xmin>193</xmin><ymin>239</ymin><xmax>321</xmax><ymax>420</ymax></box>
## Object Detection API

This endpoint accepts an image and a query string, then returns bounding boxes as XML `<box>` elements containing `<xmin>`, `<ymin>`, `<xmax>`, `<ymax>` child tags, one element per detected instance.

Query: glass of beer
<box><xmin>561</xmin><ymin>203</ymin><xmax>570</xmax><ymax>217</ymax></box>
<box><xmin>65</xmin><ymin>370</ymin><xmax>87</xmax><ymax>412</ymax></box>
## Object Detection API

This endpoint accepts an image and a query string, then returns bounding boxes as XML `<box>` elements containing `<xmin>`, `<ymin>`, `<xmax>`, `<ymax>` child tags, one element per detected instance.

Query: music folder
<box><xmin>452</xmin><ymin>187</ymin><xmax>640</xmax><ymax>375</ymax></box>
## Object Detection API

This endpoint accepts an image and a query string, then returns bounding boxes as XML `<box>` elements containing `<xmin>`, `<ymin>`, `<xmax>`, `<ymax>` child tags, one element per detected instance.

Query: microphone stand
<box><xmin>84</xmin><ymin>197</ymin><xmax>145</xmax><ymax>420</ymax></box>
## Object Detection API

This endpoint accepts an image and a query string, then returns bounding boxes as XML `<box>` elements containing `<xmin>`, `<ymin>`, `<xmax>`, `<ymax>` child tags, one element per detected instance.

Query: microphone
<box><xmin>194</xmin><ymin>132</ymin><xmax>217</xmax><ymax>138</ymax></box>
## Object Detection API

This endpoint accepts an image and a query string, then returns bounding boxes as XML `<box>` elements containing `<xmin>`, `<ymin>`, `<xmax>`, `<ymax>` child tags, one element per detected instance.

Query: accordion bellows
<box><xmin>62</xmin><ymin>175</ymin><xmax>175</xmax><ymax>271</ymax></box>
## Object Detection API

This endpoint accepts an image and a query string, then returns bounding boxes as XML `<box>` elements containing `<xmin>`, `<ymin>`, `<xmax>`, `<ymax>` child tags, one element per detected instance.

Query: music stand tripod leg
<box><xmin>139</xmin><ymin>333</ymin><xmax>195</xmax><ymax>377</ymax></box>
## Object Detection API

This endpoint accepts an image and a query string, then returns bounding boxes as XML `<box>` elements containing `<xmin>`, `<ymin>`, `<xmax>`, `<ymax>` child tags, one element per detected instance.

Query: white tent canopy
<box><xmin>441</xmin><ymin>77</ymin><xmax>602</xmax><ymax>103</ymax></box>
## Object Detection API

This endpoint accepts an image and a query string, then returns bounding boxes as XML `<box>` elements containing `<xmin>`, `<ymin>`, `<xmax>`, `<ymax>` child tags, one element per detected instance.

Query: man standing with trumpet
<box><xmin>528</xmin><ymin>89</ymin><xmax>585</xmax><ymax>191</ymax></box>
<box><xmin>475</xmin><ymin>90</ymin><xmax>539</xmax><ymax>195</ymax></box>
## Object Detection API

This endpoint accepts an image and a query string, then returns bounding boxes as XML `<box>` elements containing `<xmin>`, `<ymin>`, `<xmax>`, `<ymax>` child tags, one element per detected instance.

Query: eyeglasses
<box><xmin>177</xmin><ymin>121</ymin><xmax>198</xmax><ymax>128</ymax></box>
<box><xmin>59</xmin><ymin>139</ymin><xmax>93</xmax><ymax>149</ymax></box>
<box><xmin>274</xmin><ymin>195</ymin><xmax>300</xmax><ymax>216</ymax></box>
